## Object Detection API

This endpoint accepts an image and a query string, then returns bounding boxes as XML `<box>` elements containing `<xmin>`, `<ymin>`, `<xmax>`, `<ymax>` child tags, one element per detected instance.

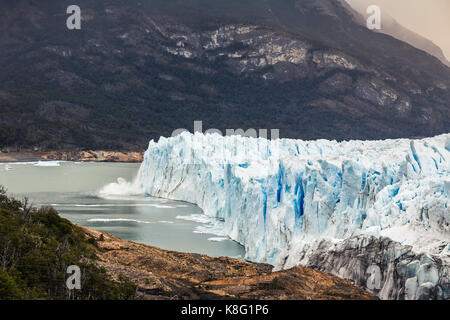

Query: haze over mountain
<box><xmin>0</xmin><ymin>0</ymin><xmax>449</xmax><ymax>151</ymax></box>
<box><xmin>346</xmin><ymin>0</ymin><xmax>450</xmax><ymax>67</ymax></box>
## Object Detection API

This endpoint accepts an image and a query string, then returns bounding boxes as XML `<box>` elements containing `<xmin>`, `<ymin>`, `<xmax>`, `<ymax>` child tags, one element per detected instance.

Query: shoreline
<box><xmin>0</xmin><ymin>150</ymin><xmax>144</xmax><ymax>163</ymax></box>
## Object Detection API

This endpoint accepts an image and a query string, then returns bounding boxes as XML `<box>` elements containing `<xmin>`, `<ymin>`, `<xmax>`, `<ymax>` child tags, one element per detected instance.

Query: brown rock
<box><xmin>42</xmin><ymin>150</ymin><xmax>144</xmax><ymax>162</ymax></box>
<box><xmin>80</xmin><ymin>226</ymin><xmax>376</xmax><ymax>300</ymax></box>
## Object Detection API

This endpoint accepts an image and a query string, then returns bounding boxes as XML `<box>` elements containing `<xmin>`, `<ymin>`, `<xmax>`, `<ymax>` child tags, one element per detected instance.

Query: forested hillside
<box><xmin>1</xmin><ymin>0</ymin><xmax>449</xmax><ymax>150</ymax></box>
<box><xmin>0</xmin><ymin>187</ymin><xmax>136</xmax><ymax>299</ymax></box>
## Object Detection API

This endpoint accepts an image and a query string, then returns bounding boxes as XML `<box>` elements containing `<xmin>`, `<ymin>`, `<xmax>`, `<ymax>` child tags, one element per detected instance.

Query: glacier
<box><xmin>135</xmin><ymin>132</ymin><xmax>449</xmax><ymax>299</ymax></box>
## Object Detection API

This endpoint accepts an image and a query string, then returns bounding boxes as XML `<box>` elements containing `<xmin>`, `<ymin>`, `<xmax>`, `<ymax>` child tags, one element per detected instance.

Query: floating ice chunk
<box><xmin>208</xmin><ymin>237</ymin><xmax>229</xmax><ymax>242</ymax></box>
<box><xmin>87</xmin><ymin>218</ymin><xmax>153</xmax><ymax>224</ymax></box>
<box><xmin>33</xmin><ymin>161</ymin><xmax>61</xmax><ymax>167</ymax></box>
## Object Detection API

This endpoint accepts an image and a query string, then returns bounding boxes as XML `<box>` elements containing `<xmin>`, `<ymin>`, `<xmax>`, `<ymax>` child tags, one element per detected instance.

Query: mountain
<box><xmin>1</xmin><ymin>0</ymin><xmax>450</xmax><ymax>151</ymax></box>
<box><xmin>381</xmin><ymin>15</ymin><xmax>450</xmax><ymax>67</ymax></box>
<box><xmin>346</xmin><ymin>0</ymin><xmax>450</xmax><ymax>67</ymax></box>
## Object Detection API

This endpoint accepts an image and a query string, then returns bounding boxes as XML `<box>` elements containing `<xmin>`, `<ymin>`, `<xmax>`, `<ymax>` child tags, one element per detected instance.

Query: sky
<box><xmin>346</xmin><ymin>0</ymin><xmax>450</xmax><ymax>60</ymax></box>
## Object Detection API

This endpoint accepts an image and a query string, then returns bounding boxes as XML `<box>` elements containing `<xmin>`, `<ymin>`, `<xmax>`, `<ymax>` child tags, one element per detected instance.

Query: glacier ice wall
<box><xmin>137</xmin><ymin>132</ymin><xmax>449</xmax><ymax>299</ymax></box>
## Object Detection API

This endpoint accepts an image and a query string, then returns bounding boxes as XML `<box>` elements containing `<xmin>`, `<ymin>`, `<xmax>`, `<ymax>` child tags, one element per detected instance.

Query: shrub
<box><xmin>0</xmin><ymin>187</ymin><xmax>137</xmax><ymax>300</ymax></box>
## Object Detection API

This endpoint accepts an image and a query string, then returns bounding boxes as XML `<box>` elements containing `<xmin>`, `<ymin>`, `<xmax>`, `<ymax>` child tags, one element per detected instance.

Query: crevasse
<box><xmin>136</xmin><ymin>132</ymin><xmax>450</xmax><ymax>268</ymax></box>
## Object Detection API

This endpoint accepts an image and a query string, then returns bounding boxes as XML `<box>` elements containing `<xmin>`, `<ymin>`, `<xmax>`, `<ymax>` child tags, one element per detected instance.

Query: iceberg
<box><xmin>33</xmin><ymin>161</ymin><xmax>61</xmax><ymax>167</ymax></box>
<box><xmin>136</xmin><ymin>132</ymin><xmax>449</xmax><ymax>299</ymax></box>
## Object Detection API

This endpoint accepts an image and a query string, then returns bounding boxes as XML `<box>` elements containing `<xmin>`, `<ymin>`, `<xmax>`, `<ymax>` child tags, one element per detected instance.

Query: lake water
<box><xmin>0</xmin><ymin>161</ymin><xmax>245</xmax><ymax>259</ymax></box>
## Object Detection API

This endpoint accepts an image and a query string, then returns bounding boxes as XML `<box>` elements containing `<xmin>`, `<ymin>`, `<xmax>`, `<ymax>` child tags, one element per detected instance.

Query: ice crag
<box><xmin>137</xmin><ymin>132</ymin><xmax>450</xmax><ymax>299</ymax></box>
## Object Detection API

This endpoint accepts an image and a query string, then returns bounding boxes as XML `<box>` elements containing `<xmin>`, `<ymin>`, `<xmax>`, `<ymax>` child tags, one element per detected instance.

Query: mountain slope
<box><xmin>380</xmin><ymin>17</ymin><xmax>450</xmax><ymax>68</ymax></box>
<box><xmin>0</xmin><ymin>0</ymin><xmax>449</xmax><ymax>151</ymax></box>
<box><xmin>346</xmin><ymin>0</ymin><xmax>450</xmax><ymax>67</ymax></box>
<box><xmin>82</xmin><ymin>226</ymin><xmax>375</xmax><ymax>300</ymax></box>
<box><xmin>0</xmin><ymin>187</ymin><xmax>137</xmax><ymax>299</ymax></box>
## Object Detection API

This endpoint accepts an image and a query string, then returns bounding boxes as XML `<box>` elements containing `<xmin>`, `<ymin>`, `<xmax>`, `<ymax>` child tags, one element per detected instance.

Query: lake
<box><xmin>0</xmin><ymin>161</ymin><xmax>244</xmax><ymax>259</ymax></box>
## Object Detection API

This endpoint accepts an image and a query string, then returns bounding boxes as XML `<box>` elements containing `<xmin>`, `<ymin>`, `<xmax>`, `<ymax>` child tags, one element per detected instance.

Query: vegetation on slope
<box><xmin>1</xmin><ymin>0</ymin><xmax>450</xmax><ymax>151</ymax></box>
<box><xmin>0</xmin><ymin>186</ymin><xmax>136</xmax><ymax>300</ymax></box>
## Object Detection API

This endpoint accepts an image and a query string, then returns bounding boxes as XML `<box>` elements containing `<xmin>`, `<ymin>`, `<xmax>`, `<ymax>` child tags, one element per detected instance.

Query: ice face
<box><xmin>136</xmin><ymin>132</ymin><xmax>449</xmax><ymax>297</ymax></box>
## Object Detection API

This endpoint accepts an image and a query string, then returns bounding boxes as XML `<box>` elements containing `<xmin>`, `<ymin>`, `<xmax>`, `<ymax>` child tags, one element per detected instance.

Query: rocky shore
<box><xmin>80</xmin><ymin>226</ymin><xmax>375</xmax><ymax>300</ymax></box>
<box><xmin>0</xmin><ymin>150</ymin><xmax>144</xmax><ymax>163</ymax></box>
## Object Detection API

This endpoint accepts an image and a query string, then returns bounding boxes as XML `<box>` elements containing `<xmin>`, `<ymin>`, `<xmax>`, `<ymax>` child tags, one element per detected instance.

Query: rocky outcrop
<box><xmin>0</xmin><ymin>150</ymin><xmax>144</xmax><ymax>163</ymax></box>
<box><xmin>80</xmin><ymin>226</ymin><xmax>375</xmax><ymax>300</ymax></box>
<box><xmin>283</xmin><ymin>236</ymin><xmax>449</xmax><ymax>300</ymax></box>
<box><xmin>161</xmin><ymin>23</ymin><xmax>364</xmax><ymax>82</ymax></box>
<box><xmin>42</xmin><ymin>150</ymin><xmax>144</xmax><ymax>162</ymax></box>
